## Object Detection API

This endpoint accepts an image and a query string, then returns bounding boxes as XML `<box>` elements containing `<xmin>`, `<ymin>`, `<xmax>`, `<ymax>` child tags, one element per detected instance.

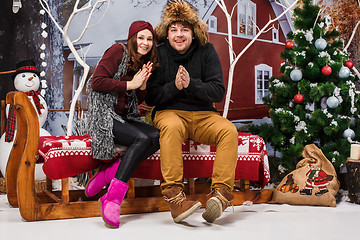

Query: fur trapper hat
<box><xmin>155</xmin><ymin>0</ymin><xmax>209</xmax><ymax>46</ymax></box>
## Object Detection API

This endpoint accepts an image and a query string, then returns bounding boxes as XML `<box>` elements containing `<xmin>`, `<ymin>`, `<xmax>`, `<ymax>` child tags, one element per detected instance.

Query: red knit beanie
<box><xmin>127</xmin><ymin>21</ymin><xmax>154</xmax><ymax>40</ymax></box>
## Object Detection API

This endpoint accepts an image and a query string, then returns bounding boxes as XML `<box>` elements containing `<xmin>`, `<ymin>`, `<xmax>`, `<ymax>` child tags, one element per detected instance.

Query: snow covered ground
<box><xmin>1</xmin><ymin>190</ymin><xmax>359</xmax><ymax>240</ymax></box>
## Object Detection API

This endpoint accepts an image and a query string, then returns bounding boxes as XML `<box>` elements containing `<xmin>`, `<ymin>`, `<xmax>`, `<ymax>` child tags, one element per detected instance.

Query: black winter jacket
<box><xmin>146</xmin><ymin>40</ymin><xmax>225</xmax><ymax>113</ymax></box>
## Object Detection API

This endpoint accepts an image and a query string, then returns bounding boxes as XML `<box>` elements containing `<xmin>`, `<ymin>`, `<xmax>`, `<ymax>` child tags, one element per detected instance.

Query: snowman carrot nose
<box><xmin>28</xmin><ymin>76</ymin><xmax>33</xmax><ymax>81</ymax></box>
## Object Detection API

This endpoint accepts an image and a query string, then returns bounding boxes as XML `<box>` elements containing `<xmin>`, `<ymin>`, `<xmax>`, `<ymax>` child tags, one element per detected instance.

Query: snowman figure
<box><xmin>0</xmin><ymin>60</ymin><xmax>50</xmax><ymax>180</ymax></box>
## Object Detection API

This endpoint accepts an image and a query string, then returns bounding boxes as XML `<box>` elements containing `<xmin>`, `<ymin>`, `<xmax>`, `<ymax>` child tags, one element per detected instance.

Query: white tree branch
<box><xmin>39</xmin><ymin>0</ymin><xmax>64</xmax><ymax>35</ymax></box>
<box><xmin>215</xmin><ymin>0</ymin><xmax>234</xmax><ymax>64</ymax></box>
<box><xmin>63</xmin><ymin>0</ymin><xmax>92</xmax><ymax>38</ymax></box>
<box><xmin>72</xmin><ymin>0</ymin><xmax>110</xmax><ymax>43</ymax></box>
<box><xmin>39</xmin><ymin>0</ymin><xmax>109</xmax><ymax>136</ymax></box>
<box><xmin>344</xmin><ymin>20</ymin><xmax>360</xmax><ymax>52</ymax></box>
<box><xmin>274</xmin><ymin>0</ymin><xmax>294</xmax><ymax>14</ymax></box>
<box><xmin>262</xmin><ymin>24</ymin><xmax>276</xmax><ymax>34</ymax></box>
<box><xmin>215</xmin><ymin>0</ymin><xmax>228</xmax><ymax>15</ymax></box>
<box><xmin>313</xmin><ymin>8</ymin><xmax>324</xmax><ymax>30</ymax></box>
<box><xmin>230</xmin><ymin>2</ymin><xmax>238</xmax><ymax>19</ymax></box>
<box><xmin>352</xmin><ymin>66</ymin><xmax>360</xmax><ymax>80</ymax></box>
<box><xmin>224</xmin><ymin>38</ymin><xmax>236</xmax><ymax>59</ymax></box>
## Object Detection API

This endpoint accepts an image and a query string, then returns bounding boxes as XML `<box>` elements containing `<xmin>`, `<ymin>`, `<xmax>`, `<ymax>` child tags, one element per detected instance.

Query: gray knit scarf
<box><xmin>86</xmin><ymin>44</ymin><xmax>142</xmax><ymax>160</ymax></box>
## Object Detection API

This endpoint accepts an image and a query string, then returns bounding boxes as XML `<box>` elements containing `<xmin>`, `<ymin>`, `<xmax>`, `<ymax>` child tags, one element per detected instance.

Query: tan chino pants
<box><xmin>153</xmin><ymin>110</ymin><xmax>238</xmax><ymax>193</ymax></box>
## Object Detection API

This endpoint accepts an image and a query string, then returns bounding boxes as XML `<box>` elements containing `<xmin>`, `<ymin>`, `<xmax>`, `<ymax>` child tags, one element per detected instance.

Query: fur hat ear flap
<box><xmin>155</xmin><ymin>0</ymin><xmax>209</xmax><ymax>46</ymax></box>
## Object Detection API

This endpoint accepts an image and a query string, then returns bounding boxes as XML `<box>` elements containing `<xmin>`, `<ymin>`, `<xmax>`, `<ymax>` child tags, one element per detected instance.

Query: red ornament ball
<box><xmin>285</xmin><ymin>40</ymin><xmax>295</xmax><ymax>49</ymax></box>
<box><xmin>294</xmin><ymin>94</ymin><xmax>304</xmax><ymax>104</ymax></box>
<box><xmin>345</xmin><ymin>60</ymin><xmax>354</xmax><ymax>69</ymax></box>
<box><xmin>322</xmin><ymin>66</ymin><xmax>332</xmax><ymax>76</ymax></box>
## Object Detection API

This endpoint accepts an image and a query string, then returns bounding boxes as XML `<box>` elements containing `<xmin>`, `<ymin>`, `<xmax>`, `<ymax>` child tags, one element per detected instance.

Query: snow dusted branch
<box><xmin>215</xmin><ymin>0</ymin><xmax>298</xmax><ymax>118</ymax></box>
<box><xmin>39</xmin><ymin>0</ymin><xmax>109</xmax><ymax>136</ymax></box>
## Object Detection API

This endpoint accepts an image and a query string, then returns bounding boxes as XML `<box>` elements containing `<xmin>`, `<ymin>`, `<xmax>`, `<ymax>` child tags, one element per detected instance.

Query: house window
<box><xmin>272</xmin><ymin>27</ymin><xmax>279</xmax><ymax>43</ymax></box>
<box><xmin>238</xmin><ymin>0</ymin><xmax>256</xmax><ymax>36</ymax></box>
<box><xmin>255</xmin><ymin>64</ymin><xmax>272</xmax><ymax>104</ymax></box>
<box><xmin>209</xmin><ymin>15</ymin><xmax>217</xmax><ymax>32</ymax></box>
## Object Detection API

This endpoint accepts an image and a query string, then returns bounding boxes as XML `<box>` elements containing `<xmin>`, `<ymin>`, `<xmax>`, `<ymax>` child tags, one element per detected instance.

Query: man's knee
<box><xmin>219</xmin><ymin>121</ymin><xmax>238</xmax><ymax>141</ymax></box>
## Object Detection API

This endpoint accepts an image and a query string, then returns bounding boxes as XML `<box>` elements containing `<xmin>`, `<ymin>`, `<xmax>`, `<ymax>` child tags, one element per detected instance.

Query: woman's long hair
<box><xmin>126</xmin><ymin>32</ymin><xmax>159</xmax><ymax>74</ymax></box>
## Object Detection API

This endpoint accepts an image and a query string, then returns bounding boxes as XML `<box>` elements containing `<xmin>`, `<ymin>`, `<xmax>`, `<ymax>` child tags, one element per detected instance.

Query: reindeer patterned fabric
<box><xmin>37</xmin><ymin>132</ymin><xmax>270</xmax><ymax>187</ymax></box>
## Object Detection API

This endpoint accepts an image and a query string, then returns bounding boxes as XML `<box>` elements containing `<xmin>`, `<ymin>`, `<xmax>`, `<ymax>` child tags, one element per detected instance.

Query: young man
<box><xmin>146</xmin><ymin>0</ymin><xmax>238</xmax><ymax>223</ymax></box>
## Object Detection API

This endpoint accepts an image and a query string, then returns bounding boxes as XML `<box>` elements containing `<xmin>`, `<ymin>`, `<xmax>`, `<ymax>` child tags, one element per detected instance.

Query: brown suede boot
<box><xmin>202</xmin><ymin>186</ymin><xmax>234</xmax><ymax>223</ymax></box>
<box><xmin>163</xmin><ymin>186</ymin><xmax>202</xmax><ymax>223</ymax></box>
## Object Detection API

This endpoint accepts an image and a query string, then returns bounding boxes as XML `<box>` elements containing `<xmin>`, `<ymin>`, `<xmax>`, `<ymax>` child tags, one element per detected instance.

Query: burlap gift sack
<box><xmin>271</xmin><ymin>144</ymin><xmax>340</xmax><ymax>207</ymax></box>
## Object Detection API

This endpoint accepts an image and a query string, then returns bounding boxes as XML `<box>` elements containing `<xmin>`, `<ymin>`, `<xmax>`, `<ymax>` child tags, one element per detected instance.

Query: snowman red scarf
<box><xmin>5</xmin><ymin>90</ymin><xmax>44</xmax><ymax>142</ymax></box>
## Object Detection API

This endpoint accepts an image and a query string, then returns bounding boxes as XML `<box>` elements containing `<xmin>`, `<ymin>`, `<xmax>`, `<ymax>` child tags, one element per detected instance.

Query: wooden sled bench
<box><xmin>5</xmin><ymin>91</ymin><xmax>273</xmax><ymax>221</ymax></box>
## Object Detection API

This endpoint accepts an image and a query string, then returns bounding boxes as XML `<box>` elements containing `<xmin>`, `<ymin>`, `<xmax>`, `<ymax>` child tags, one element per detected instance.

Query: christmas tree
<box><xmin>253</xmin><ymin>0</ymin><xmax>360</xmax><ymax>174</ymax></box>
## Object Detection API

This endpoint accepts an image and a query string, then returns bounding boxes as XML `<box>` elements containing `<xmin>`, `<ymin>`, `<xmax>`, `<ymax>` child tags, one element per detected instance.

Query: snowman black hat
<box><xmin>12</xmin><ymin>59</ymin><xmax>40</xmax><ymax>80</ymax></box>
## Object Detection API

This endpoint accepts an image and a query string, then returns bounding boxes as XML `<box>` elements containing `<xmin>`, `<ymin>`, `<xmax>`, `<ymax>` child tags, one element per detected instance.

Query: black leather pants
<box><xmin>112</xmin><ymin>119</ymin><xmax>160</xmax><ymax>182</ymax></box>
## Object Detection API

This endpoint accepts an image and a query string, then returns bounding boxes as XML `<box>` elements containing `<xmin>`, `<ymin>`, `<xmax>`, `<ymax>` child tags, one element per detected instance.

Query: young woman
<box><xmin>85</xmin><ymin>21</ymin><xmax>160</xmax><ymax>228</ymax></box>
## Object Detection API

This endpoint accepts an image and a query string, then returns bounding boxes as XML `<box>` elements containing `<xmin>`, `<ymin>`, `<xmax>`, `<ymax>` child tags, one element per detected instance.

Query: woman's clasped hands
<box><xmin>128</xmin><ymin>61</ymin><xmax>153</xmax><ymax>90</ymax></box>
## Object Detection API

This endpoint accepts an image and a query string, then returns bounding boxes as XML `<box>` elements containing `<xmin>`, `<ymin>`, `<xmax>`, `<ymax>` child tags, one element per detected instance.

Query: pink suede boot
<box><xmin>85</xmin><ymin>158</ymin><xmax>121</xmax><ymax>197</ymax></box>
<box><xmin>99</xmin><ymin>178</ymin><xmax>129</xmax><ymax>228</ymax></box>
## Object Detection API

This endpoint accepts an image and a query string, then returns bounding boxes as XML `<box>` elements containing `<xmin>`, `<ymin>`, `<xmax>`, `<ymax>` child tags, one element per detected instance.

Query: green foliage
<box><xmin>255</xmin><ymin>0</ymin><xmax>360</xmax><ymax>175</ymax></box>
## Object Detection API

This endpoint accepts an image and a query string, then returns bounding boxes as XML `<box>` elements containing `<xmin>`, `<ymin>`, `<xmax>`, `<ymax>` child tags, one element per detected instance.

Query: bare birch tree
<box><xmin>38</xmin><ymin>0</ymin><xmax>110</xmax><ymax>136</ymax></box>
<box><xmin>214</xmin><ymin>0</ymin><xmax>298</xmax><ymax>118</ymax></box>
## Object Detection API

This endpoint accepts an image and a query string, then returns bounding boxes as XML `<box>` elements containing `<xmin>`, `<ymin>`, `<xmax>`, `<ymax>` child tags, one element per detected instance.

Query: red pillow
<box><xmin>38</xmin><ymin>134</ymin><xmax>101</xmax><ymax>180</ymax></box>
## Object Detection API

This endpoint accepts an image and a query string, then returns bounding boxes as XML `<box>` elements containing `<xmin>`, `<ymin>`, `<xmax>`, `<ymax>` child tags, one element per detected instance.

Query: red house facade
<box><xmin>203</xmin><ymin>0</ymin><xmax>292</xmax><ymax>121</ymax></box>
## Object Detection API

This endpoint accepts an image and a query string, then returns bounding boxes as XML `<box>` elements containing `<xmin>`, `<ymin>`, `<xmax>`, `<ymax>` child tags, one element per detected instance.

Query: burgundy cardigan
<box><xmin>91</xmin><ymin>43</ymin><xmax>147</xmax><ymax>115</ymax></box>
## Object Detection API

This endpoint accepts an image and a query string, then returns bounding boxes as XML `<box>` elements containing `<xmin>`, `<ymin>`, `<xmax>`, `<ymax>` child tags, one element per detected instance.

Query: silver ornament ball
<box><xmin>343</xmin><ymin>128</ymin><xmax>355</xmax><ymax>139</ymax></box>
<box><xmin>290</xmin><ymin>69</ymin><xmax>303</xmax><ymax>82</ymax></box>
<box><xmin>315</xmin><ymin>38</ymin><xmax>327</xmax><ymax>50</ymax></box>
<box><xmin>326</xmin><ymin>96</ymin><xmax>339</xmax><ymax>109</ymax></box>
<box><xmin>338</xmin><ymin>66</ymin><xmax>350</xmax><ymax>79</ymax></box>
